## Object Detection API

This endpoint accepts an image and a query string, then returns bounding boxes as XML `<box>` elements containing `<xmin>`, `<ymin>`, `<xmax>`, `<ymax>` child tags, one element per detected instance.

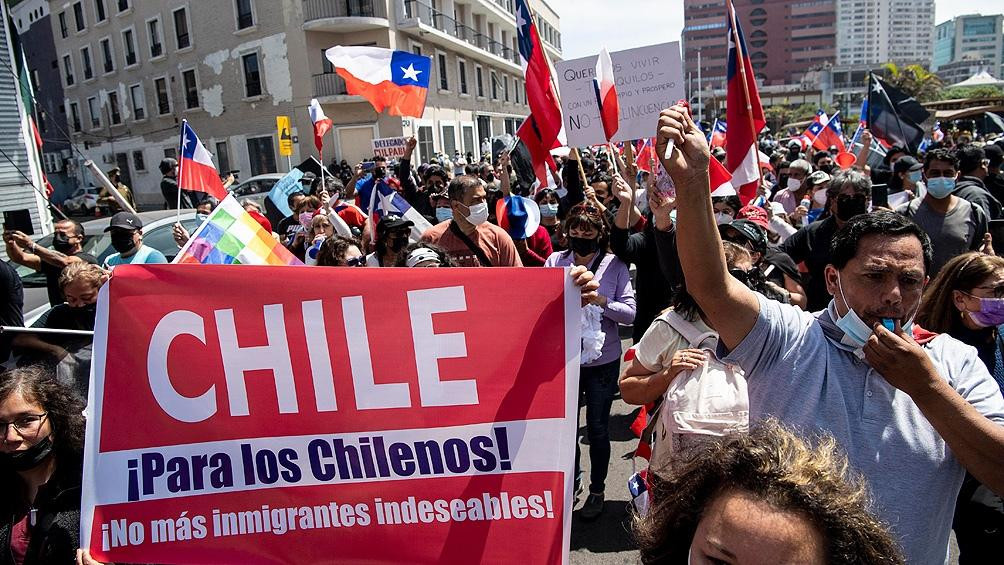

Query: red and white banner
<box><xmin>81</xmin><ymin>265</ymin><xmax>581</xmax><ymax>564</ymax></box>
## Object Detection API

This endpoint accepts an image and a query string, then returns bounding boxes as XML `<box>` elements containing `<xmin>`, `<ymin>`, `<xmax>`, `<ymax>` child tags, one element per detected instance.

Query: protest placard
<box><xmin>371</xmin><ymin>137</ymin><xmax>409</xmax><ymax>159</ymax></box>
<box><xmin>81</xmin><ymin>265</ymin><xmax>581</xmax><ymax>564</ymax></box>
<box><xmin>555</xmin><ymin>42</ymin><xmax>684</xmax><ymax>147</ymax></box>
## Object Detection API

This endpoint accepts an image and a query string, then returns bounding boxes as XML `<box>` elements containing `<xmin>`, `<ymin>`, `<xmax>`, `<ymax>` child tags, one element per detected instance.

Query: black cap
<box><xmin>376</xmin><ymin>214</ymin><xmax>413</xmax><ymax>234</ymax></box>
<box><xmin>893</xmin><ymin>155</ymin><xmax>923</xmax><ymax>174</ymax></box>
<box><xmin>104</xmin><ymin>211</ymin><xmax>143</xmax><ymax>232</ymax></box>
<box><xmin>719</xmin><ymin>219</ymin><xmax>766</xmax><ymax>254</ymax></box>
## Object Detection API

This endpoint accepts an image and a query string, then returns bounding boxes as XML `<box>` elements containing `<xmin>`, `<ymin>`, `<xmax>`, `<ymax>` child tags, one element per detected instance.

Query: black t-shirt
<box><xmin>40</xmin><ymin>252</ymin><xmax>98</xmax><ymax>306</ymax></box>
<box><xmin>762</xmin><ymin>245</ymin><xmax>801</xmax><ymax>288</ymax></box>
<box><xmin>0</xmin><ymin>260</ymin><xmax>24</xmax><ymax>362</ymax></box>
<box><xmin>36</xmin><ymin>303</ymin><xmax>95</xmax><ymax>331</ymax></box>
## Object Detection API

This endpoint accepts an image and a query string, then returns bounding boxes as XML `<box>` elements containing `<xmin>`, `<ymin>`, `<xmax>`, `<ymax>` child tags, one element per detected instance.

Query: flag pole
<box><xmin>571</xmin><ymin>147</ymin><xmax>590</xmax><ymax>188</ymax></box>
<box><xmin>727</xmin><ymin>0</ymin><xmax>763</xmax><ymax>191</ymax></box>
<box><xmin>176</xmin><ymin>120</ymin><xmax>186</xmax><ymax>223</ymax></box>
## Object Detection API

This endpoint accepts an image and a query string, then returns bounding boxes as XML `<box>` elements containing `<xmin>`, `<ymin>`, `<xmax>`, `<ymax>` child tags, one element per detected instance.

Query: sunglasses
<box><xmin>345</xmin><ymin>256</ymin><xmax>366</xmax><ymax>267</ymax></box>
<box><xmin>729</xmin><ymin>268</ymin><xmax>763</xmax><ymax>287</ymax></box>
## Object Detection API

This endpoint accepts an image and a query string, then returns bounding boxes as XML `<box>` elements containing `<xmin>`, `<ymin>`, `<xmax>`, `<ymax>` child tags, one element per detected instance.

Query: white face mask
<box><xmin>812</xmin><ymin>190</ymin><xmax>827</xmax><ymax>206</ymax></box>
<box><xmin>464</xmin><ymin>201</ymin><xmax>489</xmax><ymax>225</ymax></box>
<box><xmin>715</xmin><ymin>212</ymin><xmax>733</xmax><ymax>225</ymax></box>
<box><xmin>786</xmin><ymin>177</ymin><xmax>802</xmax><ymax>192</ymax></box>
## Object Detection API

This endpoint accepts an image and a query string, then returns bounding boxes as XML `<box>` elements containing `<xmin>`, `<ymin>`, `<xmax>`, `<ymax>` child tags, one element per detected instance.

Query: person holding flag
<box><xmin>724</xmin><ymin>0</ymin><xmax>766</xmax><ymax>204</ymax></box>
<box><xmin>177</xmin><ymin>120</ymin><xmax>229</xmax><ymax>211</ymax></box>
<box><xmin>514</xmin><ymin>0</ymin><xmax>563</xmax><ymax>187</ymax></box>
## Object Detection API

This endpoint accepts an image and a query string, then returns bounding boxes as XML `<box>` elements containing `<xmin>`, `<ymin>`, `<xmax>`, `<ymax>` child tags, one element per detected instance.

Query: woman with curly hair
<box><xmin>0</xmin><ymin>365</ymin><xmax>101</xmax><ymax>564</ymax></box>
<box><xmin>315</xmin><ymin>236</ymin><xmax>365</xmax><ymax>267</ymax></box>
<box><xmin>635</xmin><ymin>420</ymin><xmax>903</xmax><ymax>565</ymax></box>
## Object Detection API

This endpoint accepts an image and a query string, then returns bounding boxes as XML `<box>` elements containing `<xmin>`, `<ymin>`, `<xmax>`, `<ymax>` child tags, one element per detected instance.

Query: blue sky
<box><xmin>547</xmin><ymin>0</ymin><xmax>1003</xmax><ymax>59</ymax></box>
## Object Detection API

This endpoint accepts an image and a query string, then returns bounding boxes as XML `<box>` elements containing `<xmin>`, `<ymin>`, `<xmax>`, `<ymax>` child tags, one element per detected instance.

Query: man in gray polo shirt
<box><xmin>656</xmin><ymin>105</ymin><xmax>1004</xmax><ymax>564</ymax></box>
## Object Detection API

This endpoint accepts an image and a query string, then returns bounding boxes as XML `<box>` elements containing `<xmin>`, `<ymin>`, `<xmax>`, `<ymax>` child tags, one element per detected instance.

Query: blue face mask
<box><xmin>540</xmin><ymin>203</ymin><xmax>559</xmax><ymax>218</ymax></box>
<box><xmin>435</xmin><ymin>207</ymin><xmax>453</xmax><ymax>223</ymax></box>
<box><xmin>908</xmin><ymin>170</ymin><xmax>922</xmax><ymax>184</ymax></box>
<box><xmin>835</xmin><ymin>273</ymin><xmax>914</xmax><ymax>352</ymax></box>
<box><xmin>925</xmin><ymin>176</ymin><xmax>956</xmax><ymax>199</ymax></box>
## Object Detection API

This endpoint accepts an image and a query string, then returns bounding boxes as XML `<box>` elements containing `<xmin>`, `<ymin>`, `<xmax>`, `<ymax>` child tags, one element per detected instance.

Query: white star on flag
<box><xmin>515</xmin><ymin>8</ymin><xmax>527</xmax><ymax>30</ymax></box>
<box><xmin>181</xmin><ymin>135</ymin><xmax>191</xmax><ymax>151</ymax></box>
<box><xmin>872</xmin><ymin>81</ymin><xmax>884</xmax><ymax>93</ymax></box>
<box><xmin>400</xmin><ymin>63</ymin><xmax>422</xmax><ymax>82</ymax></box>
<box><xmin>377</xmin><ymin>187</ymin><xmax>402</xmax><ymax>215</ymax></box>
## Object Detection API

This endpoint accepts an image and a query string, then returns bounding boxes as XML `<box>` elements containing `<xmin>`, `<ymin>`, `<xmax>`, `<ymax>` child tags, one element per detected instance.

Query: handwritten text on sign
<box><xmin>81</xmin><ymin>265</ymin><xmax>580</xmax><ymax>564</ymax></box>
<box><xmin>555</xmin><ymin>42</ymin><xmax>684</xmax><ymax>146</ymax></box>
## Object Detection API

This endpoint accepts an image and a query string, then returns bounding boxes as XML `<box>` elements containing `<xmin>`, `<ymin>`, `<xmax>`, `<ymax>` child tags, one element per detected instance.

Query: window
<box><xmin>490</xmin><ymin>70</ymin><xmax>498</xmax><ymax>99</ymax></box>
<box><xmin>321</xmin><ymin>49</ymin><xmax>334</xmax><ymax>74</ymax></box>
<box><xmin>412</xmin><ymin>44</ymin><xmax>422</xmax><ymax>56</ymax></box>
<box><xmin>173</xmin><ymin>7</ymin><xmax>190</xmax><ymax>50</ymax></box>
<box><xmin>118</xmin><ymin>0</ymin><xmax>129</xmax><ymax>12</ymax></box>
<box><xmin>462</xmin><ymin>125</ymin><xmax>475</xmax><ymax>156</ymax></box>
<box><xmin>147</xmin><ymin>18</ymin><xmax>163</xmax><ymax>58</ymax></box>
<box><xmin>235</xmin><ymin>0</ymin><xmax>254</xmax><ymax>30</ymax></box>
<box><xmin>154</xmin><ymin>77</ymin><xmax>171</xmax><ymax>115</ymax></box>
<box><xmin>122</xmin><ymin>29</ymin><xmax>137</xmax><ymax>66</ymax></box>
<box><xmin>100</xmin><ymin>38</ymin><xmax>114</xmax><ymax>73</ymax></box>
<box><xmin>246</xmin><ymin>136</ymin><xmax>276</xmax><ymax>176</ymax></box>
<box><xmin>458</xmin><ymin>59</ymin><xmax>468</xmax><ymax>94</ymax></box>
<box><xmin>441</xmin><ymin>124</ymin><xmax>456</xmax><ymax>155</ymax></box>
<box><xmin>69</xmin><ymin>102</ymin><xmax>81</xmax><ymax>132</ymax></box>
<box><xmin>132</xmin><ymin>150</ymin><xmax>145</xmax><ymax>171</ymax></box>
<box><xmin>58</xmin><ymin>12</ymin><xmax>68</xmax><ymax>38</ymax></box>
<box><xmin>475</xmin><ymin>65</ymin><xmax>484</xmax><ymax>97</ymax></box>
<box><xmin>80</xmin><ymin>46</ymin><xmax>93</xmax><ymax>80</ymax></box>
<box><xmin>73</xmin><ymin>2</ymin><xmax>85</xmax><ymax>32</ymax></box>
<box><xmin>215</xmin><ymin>141</ymin><xmax>231</xmax><ymax>173</ymax></box>
<box><xmin>514</xmin><ymin>79</ymin><xmax>520</xmax><ymax>104</ymax></box>
<box><xmin>94</xmin><ymin>0</ymin><xmax>106</xmax><ymax>23</ymax></box>
<box><xmin>437</xmin><ymin>52</ymin><xmax>448</xmax><ymax>91</ymax></box>
<box><xmin>242</xmin><ymin>52</ymin><xmax>262</xmax><ymax>97</ymax></box>
<box><xmin>107</xmin><ymin>91</ymin><xmax>121</xmax><ymax>124</ymax></box>
<box><xmin>182</xmin><ymin>69</ymin><xmax>199</xmax><ymax>109</ymax></box>
<box><xmin>417</xmin><ymin>125</ymin><xmax>434</xmax><ymax>165</ymax></box>
<box><xmin>130</xmin><ymin>83</ymin><xmax>145</xmax><ymax>120</ymax></box>
<box><xmin>62</xmin><ymin>55</ymin><xmax>75</xmax><ymax>86</ymax></box>
<box><xmin>164</xmin><ymin>147</ymin><xmax>177</xmax><ymax>159</ymax></box>
<box><xmin>503</xmin><ymin>75</ymin><xmax>509</xmax><ymax>102</ymax></box>
<box><xmin>87</xmin><ymin>96</ymin><xmax>100</xmax><ymax>128</ymax></box>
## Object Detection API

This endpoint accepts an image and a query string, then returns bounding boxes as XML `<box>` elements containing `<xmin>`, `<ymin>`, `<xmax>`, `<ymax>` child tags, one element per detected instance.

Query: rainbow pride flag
<box><xmin>173</xmin><ymin>194</ymin><xmax>303</xmax><ymax>265</ymax></box>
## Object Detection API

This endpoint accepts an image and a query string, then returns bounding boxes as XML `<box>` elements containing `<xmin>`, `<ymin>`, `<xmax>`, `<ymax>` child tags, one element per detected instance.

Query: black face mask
<box><xmin>110</xmin><ymin>232</ymin><xmax>137</xmax><ymax>254</ymax></box>
<box><xmin>69</xmin><ymin>303</ymin><xmax>97</xmax><ymax>329</ymax></box>
<box><xmin>569</xmin><ymin>236</ymin><xmax>599</xmax><ymax>256</ymax></box>
<box><xmin>0</xmin><ymin>434</ymin><xmax>54</xmax><ymax>472</ymax></box>
<box><xmin>820</xmin><ymin>164</ymin><xmax>835</xmax><ymax>175</ymax></box>
<box><xmin>52</xmin><ymin>232</ymin><xmax>75</xmax><ymax>253</ymax></box>
<box><xmin>836</xmin><ymin>195</ymin><xmax>869</xmax><ymax>221</ymax></box>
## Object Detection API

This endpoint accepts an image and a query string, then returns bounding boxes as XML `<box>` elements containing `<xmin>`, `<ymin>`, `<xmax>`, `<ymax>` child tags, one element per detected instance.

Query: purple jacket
<box><xmin>545</xmin><ymin>250</ymin><xmax>636</xmax><ymax>366</ymax></box>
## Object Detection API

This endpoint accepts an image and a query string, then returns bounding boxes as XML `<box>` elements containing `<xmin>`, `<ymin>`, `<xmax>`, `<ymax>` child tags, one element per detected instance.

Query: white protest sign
<box><xmin>556</xmin><ymin>42</ymin><xmax>684</xmax><ymax>146</ymax></box>
<box><xmin>371</xmin><ymin>137</ymin><xmax>409</xmax><ymax>159</ymax></box>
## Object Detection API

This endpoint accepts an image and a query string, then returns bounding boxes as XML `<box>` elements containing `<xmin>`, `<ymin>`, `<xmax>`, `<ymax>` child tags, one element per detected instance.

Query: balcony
<box><xmin>302</xmin><ymin>0</ymin><xmax>389</xmax><ymax>32</ymax></box>
<box><xmin>400</xmin><ymin>0</ymin><xmax>521</xmax><ymax>70</ymax></box>
<box><xmin>313</xmin><ymin>72</ymin><xmax>366</xmax><ymax>104</ymax></box>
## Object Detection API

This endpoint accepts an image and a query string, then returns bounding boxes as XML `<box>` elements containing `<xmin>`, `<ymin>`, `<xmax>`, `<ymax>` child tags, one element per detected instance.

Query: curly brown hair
<box><xmin>634</xmin><ymin>420</ymin><xmax>903</xmax><ymax>564</ymax></box>
<box><xmin>0</xmin><ymin>365</ymin><xmax>85</xmax><ymax>469</ymax></box>
<box><xmin>315</xmin><ymin>235</ymin><xmax>361</xmax><ymax>267</ymax></box>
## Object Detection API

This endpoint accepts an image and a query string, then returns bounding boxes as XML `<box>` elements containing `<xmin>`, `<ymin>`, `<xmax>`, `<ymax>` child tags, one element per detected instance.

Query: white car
<box><xmin>62</xmin><ymin>186</ymin><xmax>101</xmax><ymax>214</ymax></box>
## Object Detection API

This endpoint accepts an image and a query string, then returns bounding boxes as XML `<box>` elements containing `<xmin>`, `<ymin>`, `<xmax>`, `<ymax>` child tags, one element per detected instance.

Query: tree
<box><xmin>881</xmin><ymin>63</ymin><xmax>944</xmax><ymax>102</ymax></box>
<box><xmin>937</xmin><ymin>85</ymin><xmax>1004</xmax><ymax>100</ymax></box>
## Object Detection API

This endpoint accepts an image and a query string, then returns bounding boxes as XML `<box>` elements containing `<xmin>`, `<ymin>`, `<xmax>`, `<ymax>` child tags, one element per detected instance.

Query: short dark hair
<box><xmin>589</xmin><ymin>173</ymin><xmax>612</xmax><ymax>188</ymax></box>
<box><xmin>286</xmin><ymin>191</ymin><xmax>305</xmax><ymax>207</ymax></box>
<box><xmin>830</xmin><ymin>211</ymin><xmax>933</xmax><ymax>274</ymax></box>
<box><xmin>56</xmin><ymin>218</ymin><xmax>84</xmax><ymax>238</ymax></box>
<box><xmin>424</xmin><ymin>166</ymin><xmax>449</xmax><ymax>185</ymax></box>
<box><xmin>712</xmin><ymin>195</ymin><xmax>742</xmax><ymax>214</ymax></box>
<box><xmin>954</xmin><ymin>144</ymin><xmax>985</xmax><ymax>174</ymax></box>
<box><xmin>563</xmin><ymin>203</ymin><xmax>610</xmax><ymax>252</ymax></box>
<box><xmin>464</xmin><ymin>164</ymin><xmax>479</xmax><ymax>176</ymax></box>
<box><xmin>923</xmin><ymin>148</ymin><xmax>957</xmax><ymax>171</ymax></box>
<box><xmin>447</xmin><ymin>175</ymin><xmax>481</xmax><ymax>202</ymax></box>
<box><xmin>812</xmin><ymin>151</ymin><xmax>832</xmax><ymax>164</ymax></box>
<box><xmin>311</xmin><ymin>175</ymin><xmax>344</xmax><ymax>195</ymax></box>
<box><xmin>829</xmin><ymin>169</ymin><xmax>871</xmax><ymax>200</ymax></box>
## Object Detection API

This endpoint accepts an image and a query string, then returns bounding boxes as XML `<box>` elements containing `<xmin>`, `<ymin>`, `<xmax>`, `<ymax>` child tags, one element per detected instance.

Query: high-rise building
<box><xmin>932</xmin><ymin>14</ymin><xmax>1003</xmax><ymax>81</ymax></box>
<box><xmin>681</xmin><ymin>0</ymin><xmax>837</xmax><ymax>91</ymax></box>
<box><xmin>835</xmin><ymin>0</ymin><xmax>935</xmax><ymax>67</ymax></box>
<box><xmin>46</xmin><ymin>0</ymin><xmax>560</xmax><ymax>209</ymax></box>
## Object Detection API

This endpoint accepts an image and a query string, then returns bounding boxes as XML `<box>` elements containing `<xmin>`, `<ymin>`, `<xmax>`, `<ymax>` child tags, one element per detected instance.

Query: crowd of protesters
<box><xmin>2</xmin><ymin>107</ymin><xmax>1004</xmax><ymax>563</ymax></box>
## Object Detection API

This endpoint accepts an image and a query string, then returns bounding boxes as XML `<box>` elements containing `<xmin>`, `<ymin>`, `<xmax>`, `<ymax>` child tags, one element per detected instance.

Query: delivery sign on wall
<box><xmin>81</xmin><ymin>265</ymin><xmax>581</xmax><ymax>564</ymax></box>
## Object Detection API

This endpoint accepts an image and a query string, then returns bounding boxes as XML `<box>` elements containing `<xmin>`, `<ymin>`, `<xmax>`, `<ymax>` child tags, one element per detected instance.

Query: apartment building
<box><xmin>49</xmin><ymin>0</ymin><xmax>561</xmax><ymax>209</ymax></box>
<box><xmin>835</xmin><ymin>0</ymin><xmax>934</xmax><ymax>67</ymax></box>
<box><xmin>933</xmin><ymin>14</ymin><xmax>1003</xmax><ymax>81</ymax></box>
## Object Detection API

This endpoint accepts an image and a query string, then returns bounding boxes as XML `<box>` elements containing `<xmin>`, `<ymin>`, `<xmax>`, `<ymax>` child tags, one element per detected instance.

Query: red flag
<box><xmin>725</xmin><ymin>2</ymin><xmax>766</xmax><ymax>204</ymax></box>
<box><xmin>635</xmin><ymin>138</ymin><xmax>658</xmax><ymax>172</ymax></box>
<box><xmin>592</xmin><ymin>47</ymin><xmax>619</xmax><ymax>142</ymax></box>
<box><xmin>514</xmin><ymin>0</ymin><xmax>562</xmax><ymax>184</ymax></box>
<box><xmin>308</xmin><ymin>98</ymin><xmax>333</xmax><ymax>154</ymax></box>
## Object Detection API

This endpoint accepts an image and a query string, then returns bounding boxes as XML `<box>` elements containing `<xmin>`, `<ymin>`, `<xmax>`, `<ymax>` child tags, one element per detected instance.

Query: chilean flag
<box><xmin>356</xmin><ymin>176</ymin><xmax>431</xmax><ymax>242</ymax></box>
<box><xmin>725</xmin><ymin>2</ymin><xmax>766</xmax><ymax>204</ymax></box>
<box><xmin>592</xmin><ymin>47</ymin><xmax>619</xmax><ymax>142</ymax></box>
<box><xmin>515</xmin><ymin>0</ymin><xmax>563</xmax><ymax>185</ymax></box>
<box><xmin>178</xmin><ymin>120</ymin><xmax>227</xmax><ymax>201</ymax></box>
<box><xmin>710</xmin><ymin>119</ymin><xmax>727</xmax><ymax>148</ymax></box>
<box><xmin>800</xmin><ymin>110</ymin><xmax>827</xmax><ymax>147</ymax></box>
<box><xmin>308</xmin><ymin>99</ymin><xmax>332</xmax><ymax>153</ymax></box>
<box><xmin>325</xmin><ymin>46</ymin><xmax>430</xmax><ymax>118</ymax></box>
<box><xmin>814</xmin><ymin>112</ymin><xmax>843</xmax><ymax>151</ymax></box>
<box><xmin>635</xmin><ymin>138</ymin><xmax>658</xmax><ymax>172</ymax></box>
<box><xmin>709</xmin><ymin>156</ymin><xmax>736</xmax><ymax>197</ymax></box>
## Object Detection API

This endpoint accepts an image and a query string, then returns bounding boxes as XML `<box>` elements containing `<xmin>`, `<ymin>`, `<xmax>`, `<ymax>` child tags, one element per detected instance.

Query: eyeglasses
<box><xmin>1</xmin><ymin>413</ymin><xmax>47</xmax><ymax>437</ymax></box>
<box><xmin>970</xmin><ymin>285</ymin><xmax>1004</xmax><ymax>299</ymax></box>
<box><xmin>345</xmin><ymin>256</ymin><xmax>366</xmax><ymax>267</ymax></box>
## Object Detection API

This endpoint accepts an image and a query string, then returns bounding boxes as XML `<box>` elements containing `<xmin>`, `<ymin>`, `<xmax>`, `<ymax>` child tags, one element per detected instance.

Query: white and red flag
<box><xmin>592</xmin><ymin>47</ymin><xmax>619</xmax><ymax>142</ymax></box>
<box><xmin>178</xmin><ymin>120</ymin><xmax>227</xmax><ymax>201</ymax></box>
<box><xmin>725</xmin><ymin>1</ymin><xmax>766</xmax><ymax>204</ymax></box>
<box><xmin>308</xmin><ymin>98</ymin><xmax>333</xmax><ymax>154</ymax></box>
<box><xmin>514</xmin><ymin>0</ymin><xmax>563</xmax><ymax>185</ymax></box>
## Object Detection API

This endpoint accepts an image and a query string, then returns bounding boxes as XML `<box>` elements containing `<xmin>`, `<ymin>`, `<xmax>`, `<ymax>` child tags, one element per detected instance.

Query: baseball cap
<box><xmin>104</xmin><ymin>211</ymin><xmax>143</xmax><ymax>232</ymax></box>
<box><xmin>893</xmin><ymin>155</ymin><xmax>923</xmax><ymax>174</ymax></box>
<box><xmin>376</xmin><ymin>214</ymin><xmax>414</xmax><ymax>234</ymax></box>
<box><xmin>720</xmin><ymin>219</ymin><xmax>766</xmax><ymax>254</ymax></box>
<box><xmin>736</xmin><ymin>205</ymin><xmax>769</xmax><ymax>230</ymax></box>
<box><xmin>806</xmin><ymin>170</ymin><xmax>831</xmax><ymax>187</ymax></box>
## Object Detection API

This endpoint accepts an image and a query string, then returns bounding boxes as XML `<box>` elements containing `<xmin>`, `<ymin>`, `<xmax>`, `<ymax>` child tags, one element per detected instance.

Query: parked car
<box><xmin>62</xmin><ymin>186</ymin><xmax>101</xmax><ymax>215</ymax></box>
<box><xmin>16</xmin><ymin>210</ymin><xmax>200</xmax><ymax>324</ymax></box>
